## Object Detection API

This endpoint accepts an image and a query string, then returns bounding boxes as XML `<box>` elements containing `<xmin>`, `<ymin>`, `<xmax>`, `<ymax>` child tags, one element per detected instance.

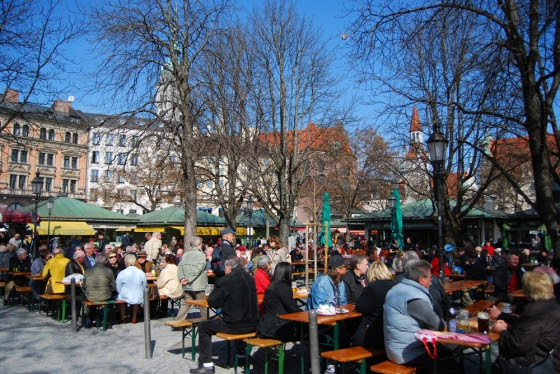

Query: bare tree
<box><xmin>246</xmin><ymin>0</ymin><xmax>345</xmax><ymax>245</ymax></box>
<box><xmin>347</xmin><ymin>1</ymin><xmax>554</xmax><ymax>246</ymax></box>
<box><xmin>88</xmin><ymin>0</ymin><xmax>234</xmax><ymax>246</ymax></box>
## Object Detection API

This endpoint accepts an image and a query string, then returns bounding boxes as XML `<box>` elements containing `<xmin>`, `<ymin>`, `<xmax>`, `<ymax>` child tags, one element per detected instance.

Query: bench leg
<box><xmin>191</xmin><ymin>325</ymin><xmax>198</xmax><ymax>361</ymax></box>
<box><xmin>278</xmin><ymin>344</ymin><xmax>285</xmax><ymax>374</ymax></box>
<box><xmin>103</xmin><ymin>305</ymin><xmax>109</xmax><ymax>331</ymax></box>
<box><xmin>245</xmin><ymin>344</ymin><xmax>254</xmax><ymax>374</ymax></box>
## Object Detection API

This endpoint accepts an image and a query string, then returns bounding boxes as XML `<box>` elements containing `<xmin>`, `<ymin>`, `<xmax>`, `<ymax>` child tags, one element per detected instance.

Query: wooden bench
<box><xmin>82</xmin><ymin>299</ymin><xmax>126</xmax><ymax>331</ymax></box>
<box><xmin>39</xmin><ymin>293</ymin><xmax>67</xmax><ymax>321</ymax></box>
<box><xmin>321</xmin><ymin>346</ymin><xmax>374</xmax><ymax>374</ymax></box>
<box><xmin>164</xmin><ymin>317</ymin><xmax>206</xmax><ymax>360</ymax></box>
<box><xmin>370</xmin><ymin>360</ymin><xmax>418</xmax><ymax>373</ymax></box>
<box><xmin>483</xmin><ymin>284</ymin><xmax>495</xmax><ymax>296</ymax></box>
<box><xmin>244</xmin><ymin>337</ymin><xmax>284</xmax><ymax>374</ymax></box>
<box><xmin>15</xmin><ymin>286</ymin><xmax>33</xmax><ymax>310</ymax></box>
<box><xmin>216</xmin><ymin>331</ymin><xmax>257</xmax><ymax>373</ymax></box>
<box><xmin>462</xmin><ymin>299</ymin><xmax>496</xmax><ymax>316</ymax></box>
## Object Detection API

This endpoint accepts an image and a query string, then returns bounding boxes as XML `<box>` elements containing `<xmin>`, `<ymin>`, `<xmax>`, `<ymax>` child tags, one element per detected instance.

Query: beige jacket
<box><xmin>156</xmin><ymin>264</ymin><xmax>183</xmax><ymax>299</ymax></box>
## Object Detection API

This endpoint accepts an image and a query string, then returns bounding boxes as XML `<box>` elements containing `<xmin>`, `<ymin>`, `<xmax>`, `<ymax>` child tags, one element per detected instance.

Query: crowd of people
<box><xmin>2</xmin><ymin>227</ymin><xmax>560</xmax><ymax>373</ymax></box>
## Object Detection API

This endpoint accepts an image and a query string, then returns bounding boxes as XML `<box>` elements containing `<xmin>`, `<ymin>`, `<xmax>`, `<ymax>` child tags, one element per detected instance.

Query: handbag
<box><xmin>496</xmin><ymin>340</ymin><xmax>559</xmax><ymax>374</ymax></box>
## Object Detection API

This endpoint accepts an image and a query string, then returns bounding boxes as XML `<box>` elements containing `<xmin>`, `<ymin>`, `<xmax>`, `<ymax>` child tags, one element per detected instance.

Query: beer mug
<box><xmin>457</xmin><ymin>309</ymin><xmax>470</xmax><ymax>332</ymax></box>
<box><xmin>477</xmin><ymin>311</ymin><xmax>489</xmax><ymax>334</ymax></box>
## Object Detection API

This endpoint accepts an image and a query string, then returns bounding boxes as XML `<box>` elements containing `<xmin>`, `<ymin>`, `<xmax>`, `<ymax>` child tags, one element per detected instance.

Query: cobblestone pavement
<box><xmin>0</xmin><ymin>304</ymin><xmax>302</xmax><ymax>374</ymax></box>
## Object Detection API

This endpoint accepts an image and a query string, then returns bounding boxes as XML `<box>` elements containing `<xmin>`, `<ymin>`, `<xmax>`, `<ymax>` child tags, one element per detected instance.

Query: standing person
<box><xmin>169</xmin><ymin>236</ymin><xmax>177</xmax><ymax>252</ymax></box>
<box><xmin>176</xmin><ymin>237</ymin><xmax>208</xmax><ymax>320</ymax></box>
<box><xmin>120</xmin><ymin>232</ymin><xmax>133</xmax><ymax>248</ymax></box>
<box><xmin>258</xmin><ymin>262</ymin><xmax>301</xmax><ymax>341</ymax></box>
<box><xmin>383</xmin><ymin>259</ymin><xmax>445</xmax><ymax>366</ymax></box>
<box><xmin>41</xmin><ymin>247</ymin><xmax>70</xmax><ymax>294</ymax></box>
<box><xmin>341</xmin><ymin>254</ymin><xmax>368</xmax><ymax>303</ymax></box>
<box><xmin>96</xmin><ymin>233</ymin><xmax>110</xmax><ymax>254</ymax></box>
<box><xmin>210</xmin><ymin>228</ymin><xmax>236</xmax><ymax>277</ymax></box>
<box><xmin>352</xmin><ymin>261</ymin><xmax>397</xmax><ymax>348</ymax></box>
<box><xmin>266</xmin><ymin>235</ymin><xmax>289</xmax><ymax>275</ymax></box>
<box><xmin>116</xmin><ymin>254</ymin><xmax>147</xmax><ymax>324</ymax></box>
<box><xmin>144</xmin><ymin>231</ymin><xmax>162</xmax><ymax>263</ymax></box>
<box><xmin>494</xmin><ymin>250</ymin><xmax>524</xmax><ymax>302</ymax></box>
<box><xmin>307</xmin><ymin>256</ymin><xmax>348</xmax><ymax>310</ymax></box>
<box><xmin>190</xmin><ymin>256</ymin><xmax>259</xmax><ymax>374</ymax></box>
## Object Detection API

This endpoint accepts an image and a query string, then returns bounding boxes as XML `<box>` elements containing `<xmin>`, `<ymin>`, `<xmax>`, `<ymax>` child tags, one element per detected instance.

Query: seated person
<box><xmin>493</xmin><ymin>271</ymin><xmax>560</xmax><ymax>371</ymax></box>
<box><xmin>190</xmin><ymin>256</ymin><xmax>259</xmax><ymax>374</ymax></box>
<box><xmin>156</xmin><ymin>254</ymin><xmax>183</xmax><ymax>316</ymax></box>
<box><xmin>105</xmin><ymin>250</ymin><xmax>125</xmax><ymax>278</ymax></box>
<box><xmin>64</xmin><ymin>249</ymin><xmax>87</xmax><ymax>312</ymax></box>
<box><xmin>134</xmin><ymin>250</ymin><xmax>153</xmax><ymax>275</ymax></box>
<box><xmin>384</xmin><ymin>259</ymin><xmax>445</xmax><ymax>366</ymax></box>
<box><xmin>30</xmin><ymin>246</ymin><xmax>50</xmax><ymax>299</ymax></box>
<box><xmin>253</xmin><ymin>255</ymin><xmax>272</xmax><ymax>314</ymax></box>
<box><xmin>289</xmin><ymin>247</ymin><xmax>304</xmax><ymax>261</ymax></box>
<box><xmin>307</xmin><ymin>256</ymin><xmax>348</xmax><ymax>310</ymax></box>
<box><xmin>4</xmin><ymin>248</ymin><xmax>32</xmax><ymax>304</ymax></box>
<box><xmin>42</xmin><ymin>247</ymin><xmax>70</xmax><ymax>294</ymax></box>
<box><xmin>494</xmin><ymin>250</ymin><xmax>524</xmax><ymax>302</ymax></box>
<box><xmin>117</xmin><ymin>253</ymin><xmax>147</xmax><ymax>324</ymax></box>
<box><xmin>258</xmin><ymin>262</ymin><xmax>301</xmax><ymax>341</ymax></box>
<box><xmin>353</xmin><ymin>261</ymin><xmax>396</xmax><ymax>348</ymax></box>
<box><xmin>82</xmin><ymin>254</ymin><xmax>116</xmax><ymax>327</ymax></box>
<box><xmin>341</xmin><ymin>254</ymin><xmax>368</xmax><ymax>303</ymax></box>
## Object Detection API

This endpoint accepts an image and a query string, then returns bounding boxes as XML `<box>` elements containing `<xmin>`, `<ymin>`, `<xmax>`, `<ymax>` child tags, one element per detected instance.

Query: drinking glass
<box><xmin>501</xmin><ymin>303</ymin><xmax>512</xmax><ymax>314</ymax></box>
<box><xmin>204</xmin><ymin>284</ymin><xmax>214</xmax><ymax>297</ymax></box>
<box><xmin>457</xmin><ymin>309</ymin><xmax>470</xmax><ymax>332</ymax></box>
<box><xmin>477</xmin><ymin>311</ymin><xmax>490</xmax><ymax>334</ymax></box>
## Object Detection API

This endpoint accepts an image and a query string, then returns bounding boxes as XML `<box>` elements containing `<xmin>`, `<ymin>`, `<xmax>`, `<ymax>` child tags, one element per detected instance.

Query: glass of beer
<box><xmin>477</xmin><ymin>311</ymin><xmax>490</xmax><ymax>334</ymax></box>
<box><xmin>291</xmin><ymin>281</ymin><xmax>297</xmax><ymax>295</ymax></box>
<box><xmin>502</xmin><ymin>303</ymin><xmax>512</xmax><ymax>314</ymax></box>
<box><xmin>457</xmin><ymin>309</ymin><xmax>470</xmax><ymax>332</ymax></box>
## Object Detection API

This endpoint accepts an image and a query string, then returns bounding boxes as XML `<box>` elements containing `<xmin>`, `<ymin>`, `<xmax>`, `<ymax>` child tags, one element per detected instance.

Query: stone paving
<box><xmin>0</xmin><ymin>304</ymin><xmax>301</xmax><ymax>374</ymax></box>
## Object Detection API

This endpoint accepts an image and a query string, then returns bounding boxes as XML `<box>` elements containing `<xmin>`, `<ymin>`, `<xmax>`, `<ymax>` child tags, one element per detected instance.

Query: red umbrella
<box><xmin>0</xmin><ymin>206</ymin><xmax>38</xmax><ymax>223</ymax></box>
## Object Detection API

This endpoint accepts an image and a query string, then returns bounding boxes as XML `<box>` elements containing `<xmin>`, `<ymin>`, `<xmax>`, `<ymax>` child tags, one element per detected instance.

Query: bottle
<box><xmin>447</xmin><ymin>307</ymin><xmax>457</xmax><ymax>332</ymax></box>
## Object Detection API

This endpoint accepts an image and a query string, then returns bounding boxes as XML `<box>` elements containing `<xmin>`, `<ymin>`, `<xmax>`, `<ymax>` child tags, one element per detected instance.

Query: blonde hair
<box><xmin>367</xmin><ymin>261</ymin><xmax>393</xmax><ymax>282</ymax></box>
<box><xmin>522</xmin><ymin>271</ymin><xmax>555</xmax><ymax>302</ymax></box>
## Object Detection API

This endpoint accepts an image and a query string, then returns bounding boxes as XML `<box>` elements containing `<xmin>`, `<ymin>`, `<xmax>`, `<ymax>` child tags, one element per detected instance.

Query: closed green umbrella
<box><xmin>393</xmin><ymin>188</ymin><xmax>404</xmax><ymax>249</ymax></box>
<box><xmin>321</xmin><ymin>192</ymin><xmax>332</xmax><ymax>248</ymax></box>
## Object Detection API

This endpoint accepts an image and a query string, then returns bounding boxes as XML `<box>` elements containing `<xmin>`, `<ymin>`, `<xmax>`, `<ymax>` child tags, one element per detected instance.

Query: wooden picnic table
<box><xmin>509</xmin><ymin>289</ymin><xmax>528</xmax><ymax>298</ymax></box>
<box><xmin>443</xmin><ymin>279</ymin><xmax>487</xmax><ymax>294</ymax></box>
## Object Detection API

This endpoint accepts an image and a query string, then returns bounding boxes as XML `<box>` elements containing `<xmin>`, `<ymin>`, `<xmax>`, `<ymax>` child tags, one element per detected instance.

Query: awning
<box><xmin>115</xmin><ymin>227</ymin><xmax>136</xmax><ymax>231</ymax></box>
<box><xmin>134</xmin><ymin>227</ymin><xmax>166</xmax><ymax>233</ymax></box>
<box><xmin>29</xmin><ymin>221</ymin><xmax>96</xmax><ymax>236</ymax></box>
<box><xmin>169</xmin><ymin>226</ymin><xmax>247</xmax><ymax>236</ymax></box>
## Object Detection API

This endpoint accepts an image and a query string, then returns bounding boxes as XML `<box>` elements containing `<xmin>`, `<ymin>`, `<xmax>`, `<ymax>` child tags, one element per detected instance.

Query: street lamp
<box><xmin>30</xmin><ymin>171</ymin><xmax>43</xmax><ymax>258</ymax></box>
<box><xmin>427</xmin><ymin>121</ymin><xmax>448</xmax><ymax>281</ymax></box>
<box><xmin>47</xmin><ymin>196</ymin><xmax>54</xmax><ymax>248</ymax></box>
<box><xmin>246</xmin><ymin>196</ymin><xmax>254</xmax><ymax>247</ymax></box>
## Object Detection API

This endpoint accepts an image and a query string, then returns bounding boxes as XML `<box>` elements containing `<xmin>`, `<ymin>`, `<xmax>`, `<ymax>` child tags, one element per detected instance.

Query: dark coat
<box><xmin>65</xmin><ymin>260</ymin><xmax>84</xmax><ymax>276</ymax></box>
<box><xmin>494</xmin><ymin>262</ymin><xmax>524</xmax><ymax>301</ymax></box>
<box><xmin>105</xmin><ymin>262</ymin><xmax>125</xmax><ymax>278</ymax></box>
<box><xmin>208</xmin><ymin>266</ymin><xmax>259</xmax><ymax>330</ymax></box>
<box><xmin>465</xmin><ymin>253</ymin><xmax>487</xmax><ymax>280</ymax></box>
<box><xmin>258</xmin><ymin>279</ymin><xmax>301</xmax><ymax>341</ymax></box>
<box><xmin>353</xmin><ymin>279</ymin><xmax>396</xmax><ymax>348</ymax></box>
<box><xmin>7</xmin><ymin>256</ymin><xmax>31</xmax><ymax>284</ymax></box>
<box><xmin>499</xmin><ymin>299</ymin><xmax>560</xmax><ymax>368</ymax></box>
<box><xmin>341</xmin><ymin>270</ymin><xmax>365</xmax><ymax>303</ymax></box>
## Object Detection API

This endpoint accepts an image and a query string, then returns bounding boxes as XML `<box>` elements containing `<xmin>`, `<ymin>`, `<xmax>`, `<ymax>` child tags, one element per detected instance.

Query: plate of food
<box><xmin>335</xmin><ymin>308</ymin><xmax>349</xmax><ymax>314</ymax></box>
<box><xmin>317</xmin><ymin>305</ymin><xmax>336</xmax><ymax>316</ymax></box>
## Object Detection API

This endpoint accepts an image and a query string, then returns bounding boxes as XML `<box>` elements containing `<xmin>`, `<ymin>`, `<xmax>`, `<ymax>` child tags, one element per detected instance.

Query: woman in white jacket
<box><xmin>156</xmin><ymin>254</ymin><xmax>184</xmax><ymax>316</ymax></box>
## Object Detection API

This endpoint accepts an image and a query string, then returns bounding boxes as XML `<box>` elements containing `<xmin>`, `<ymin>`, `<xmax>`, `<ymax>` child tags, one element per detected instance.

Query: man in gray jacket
<box><xmin>176</xmin><ymin>236</ymin><xmax>208</xmax><ymax>320</ymax></box>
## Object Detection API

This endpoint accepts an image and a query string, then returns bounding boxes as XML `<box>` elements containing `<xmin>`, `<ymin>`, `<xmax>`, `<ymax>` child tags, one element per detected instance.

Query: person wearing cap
<box><xmin>306</xmin><ymin>255</ymin><xmax>348</xmax><ymax>310</ymax></box>
<box><xmin>219</xmin><ymin>227</ymin><xmax>237</xmax><ymax>260</ymax></box>
<box><xmin>134</xmin><ymin>250</ymin><xmax>153</xmax><ymax>275</ymax></box>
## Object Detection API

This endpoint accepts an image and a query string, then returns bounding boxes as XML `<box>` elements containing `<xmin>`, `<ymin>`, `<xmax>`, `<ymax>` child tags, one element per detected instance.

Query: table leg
<box><xmin>485</xmin><ymin>345</ymin><xmax>491</xmax><ymax>374</ymax></box>
<box><xmin>333</xmin><ymin>322</ymin><xmax>339</xmax><ymax>350</ymax></box>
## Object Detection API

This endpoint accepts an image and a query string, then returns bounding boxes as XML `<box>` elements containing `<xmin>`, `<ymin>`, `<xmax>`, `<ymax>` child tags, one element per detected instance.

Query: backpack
<box><xmin>210</xmin><ymin>245</ymin><xmax>225</xmax><ymax>276</ymax></box>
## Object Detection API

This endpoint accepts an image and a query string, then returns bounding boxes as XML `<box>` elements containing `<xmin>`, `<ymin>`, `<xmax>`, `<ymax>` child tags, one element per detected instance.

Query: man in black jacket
<box><xmin>190</xmin><ymin>256</ymin><xmax>259</xmax><ymax>374</ymax></box>
<box><xmin>494</xmin><ymin>250</ymin><xmax>524</xmax><ymax>302</ymax></box>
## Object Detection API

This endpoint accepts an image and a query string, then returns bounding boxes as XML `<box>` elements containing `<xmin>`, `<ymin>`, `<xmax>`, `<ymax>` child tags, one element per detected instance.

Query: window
<box><xmin>104</xmin><ymin>169</ymin><xmax>113</xmax><ymax>179</ymax></box>
<box><xmin>20</xmin><ymin>150</ymin><xmax>27</xmax><ymax>163</ymax></box>
<box><xmin>40</xmin><ymin>128</ymin><xmax>47</xmax><ymax>139</ymax></box>
<box><xmin>169</xmin><ymin>155</ymin><xmax>177</xmax><ymax>166</ymax></box>
<box><xmin>91</xmin><ymin>169</ymin><xmax>99</xmax><ymax>182</ymax></box>
<box><xmin>92</xmin><ymin>133</ymin><xmax>101</xmax><ymax>145</ymax></box>
<box><xmin>11</xmin><ymin>149</ymin><xmax>18</xmax><ymax>162</ymax></box>
<box><xmin>206</xmin><ymin>181</ymin><xmax>213</xmax><ymax>188</ymax></box>
<box><xmin>22</xmin><ymin>125</ymin><xmax>29</xmax><ymax>137</ymax></box>
<box><xmin>63</xmin><ymin>156</ymin><xmax>70</xmax><ymax>168</ymax></box>
<box><xmin>44</xmin><ymin>177</ymin><xmax>52</xmax><ymax>192</ymax></box>
<box><xmin>71</xmin><ymin>157</ymin><xmax>78</xmax><ymax>169</ymax></box>
<box><xmin>13</xmin><ymin>123</ymin><xmax>20</xmax><ymax>135</ymax></box>
<box><xmin>62</xmin><ymin>179</ymin><xmax>69</xmax><ymax>193</ymax></box>
<box><xmin>105</xmin><ymin>152</ymin><xmax>113</xmax><ymax>164</ymax></box>
<box><xmin>131</xmin><ymin>136</ymin><xmax>140</xmax><ymax>147</ymax></box>
<box><xmin>46</xmin><ymin>154</ymin><xmax>54</xmax><ymax>166</ymax></box>
<box><xmin>65</xmin><ymin>132</ymin><xmax>71</xmax><ymax>143</ymax></box>
<box><xmin>73</xmin><ymin>133</ymin><xmax>79</xmax><ymax>144</ymax></box>
<box><xmin>48</xmin><ymin>129</ymin><xmax>55</xmax><ymax>141</ymax></box>
<box><xmin>18</xmin><ymin>175</ymin><xmax>26</xmax><ymax>190</ymax></box>
<box><xmin>106</xmin><ymin>134</ymin><xmax>114</xmax><ymax>145</ymax></box>
<box><xmin>38</xmin><ymin>153</ymin><xmax>45</xmax><ymax>165</ymax></box>
<box><xmin>117</xmin><ymin>176</ymin><xmax>125</xmax><ymax>184</ymax></box>
<box><xmin>118</xmin><ymin>153</ymin><xmax>126</xmax><ymax>165</ymax></box>
<box><xmin>130</xmin><ymin>154</ymin><xmax>138</xmax><ymax>166</ymax></box>
<box><xmin>9</xmin><ymin>175</ymin><xmax>17</xmax><ymax>189</ymax></box>
<box><xmin>11</xmin><ymin>149</ymin><xmax>27</xmax><ymax>163</ymax></box>
<box><xmin>91</xmin><ymin>151</ymin><xmax>100</xmax><ymax>164</ymax></box>
<box><xmin>119</xmin><ymin>134</ymin><xmax>127</xmax><ymax>146</ymax></box>
<box><xmin>70</xmin><ymin>180</ymin><xmax>76</xmax><ymax>193</ymax></box>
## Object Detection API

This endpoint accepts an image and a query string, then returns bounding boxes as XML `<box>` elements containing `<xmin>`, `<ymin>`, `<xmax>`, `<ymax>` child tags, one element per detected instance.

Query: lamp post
<box><xmin>427</xmin><ymin>122</ymin><xmax>448</xmax><ymax>281</ymax></box>
<box><xmin>47</xmin><ymin>196</ymin><xmax>54</xmax><ymax>248</ymax></box>
<box><xmin>388</xmin><ymin>194</ymin><xmax>396</xmax><ymax>244</ymax></box>
<box><xmin>246</xmin><ymin>196</ymin><xmax>253</xmax><ymax>247</ymax></box>
<box><xmin>30</xmin><ymin>171</ymin><xmax>43</xmax><ymax>258</ymax></box>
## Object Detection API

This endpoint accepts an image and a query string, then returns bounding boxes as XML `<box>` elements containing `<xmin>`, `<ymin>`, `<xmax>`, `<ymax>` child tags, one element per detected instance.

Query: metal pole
<box><xmin>47</xmin><ymin>211</ymin><xmax>51</xmax><ymax>249</ymax></box>
<box><xmin>308</xmin><ymin>310</ymin><xmax>320</xmax><ymax>374</ymax></box>
<box><xmin>71</xmin><ymin>278</ymin><xmax>77</xmax><ymax>332</ymax></box>
<box><xmin>33</xmin><ymin>199</ymin><xmax>38</xmax><ymax>258</ymax></box>
<box><xmin>144</xmin><ymin>287</ymin><xmax>152</xmax><ymax>358</ymax></box>
<box><xmin>436</xmin><ymin>163</ymin><xmax>445</xmax><ymax>281</ymax></box>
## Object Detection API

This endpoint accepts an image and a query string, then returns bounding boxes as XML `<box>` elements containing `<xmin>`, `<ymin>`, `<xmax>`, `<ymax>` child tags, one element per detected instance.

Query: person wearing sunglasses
<box><xmin>105</xmin><ymin>250</ymin><xmax>125</xmax><ymax>279</ymax></box>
